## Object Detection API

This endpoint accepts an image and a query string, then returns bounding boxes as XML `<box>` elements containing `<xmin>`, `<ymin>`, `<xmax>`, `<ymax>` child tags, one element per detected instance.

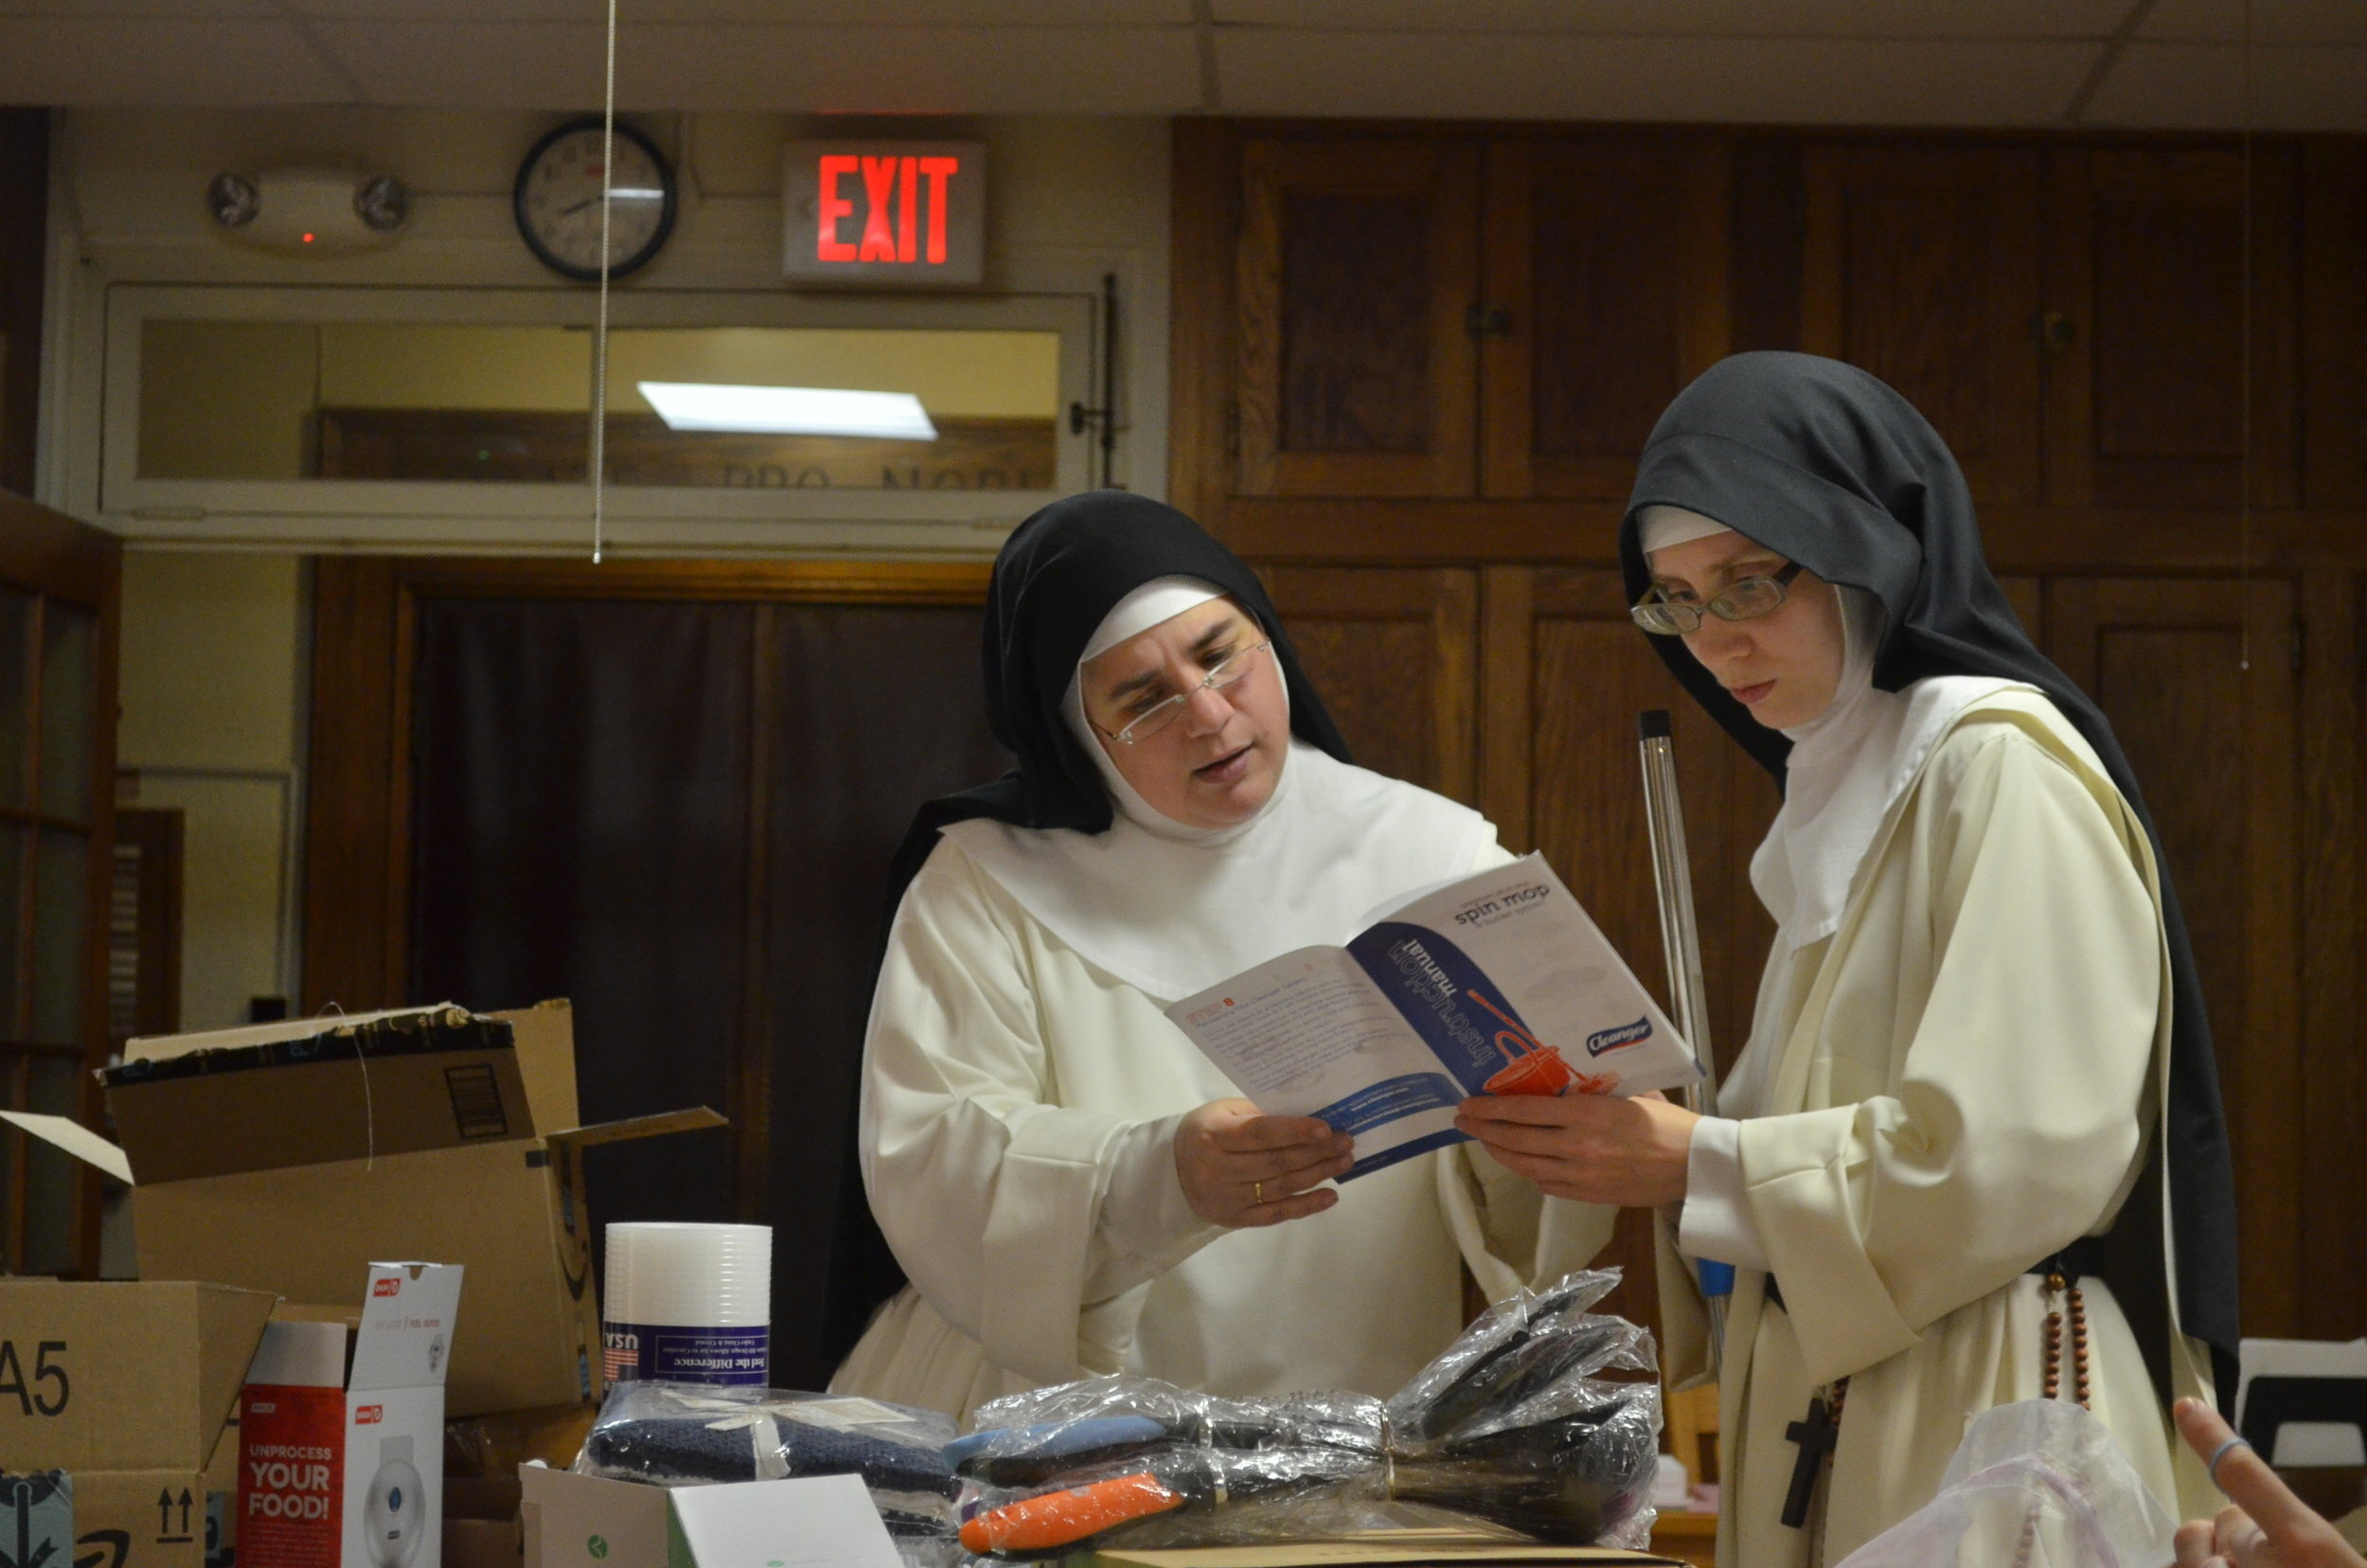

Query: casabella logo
<box><xmin>373</xmin><ymin>1277</ymin><xmax>401</xmax><ymax>1297</ymax></box>
<box><xmin>1585</xmin><ymin>1017</ymin><xmax>1652</xmax><ymax>1057</ymax></box>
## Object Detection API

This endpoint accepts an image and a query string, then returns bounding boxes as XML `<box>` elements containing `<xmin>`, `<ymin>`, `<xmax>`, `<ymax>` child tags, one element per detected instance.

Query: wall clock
<box><xmin>514</xmin><ymin>117</ymin><xmax>677</xmax><ymax>281</ymax></box>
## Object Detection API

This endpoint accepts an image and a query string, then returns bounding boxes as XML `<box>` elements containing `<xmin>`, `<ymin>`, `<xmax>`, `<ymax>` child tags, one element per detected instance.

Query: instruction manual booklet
<box><xmin>1165</xmin><ymin>853</ymin><xmax>1700</xmax><ymax>1178</ymax></box>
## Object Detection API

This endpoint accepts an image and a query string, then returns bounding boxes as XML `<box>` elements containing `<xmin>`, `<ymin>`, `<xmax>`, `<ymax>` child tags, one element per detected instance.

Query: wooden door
<box><xmin>1802</xmin><ymin>146</ymin><xmax>2044</xmax><ymax>506</ymax></box>
<box><xmin>1261</xmin><ymin>566</ymin><xmax>1479</xmax><ymax>805</ymax></box>
<box><xmin>1478</xmin><ymin>565</ymin><xmax>1761</xmax><ymax>1337</ymax></box>
<box><xmin>1479</xmin><ymin>137</ymin><xmax>1728</xmax><ymax>502</ymax></box>
<box><xmin>2048</xmin><ymin>576</ymin><xmax>2303</xmax><ymax>1337</ymax></box>
<box><xmin>1236</xmin><ymin>138</ymin><xmax>1481</xmax><ymax>498</ymax></box>
<box><xmin>2042</xmin><ymin>148</ymin><xmax>2300</xmax><ymax>509</ymax></box>
<box><xmin>0</xmin><ymin>490</ymin><xmax>119</xmax><ymax>1276</ymax></box>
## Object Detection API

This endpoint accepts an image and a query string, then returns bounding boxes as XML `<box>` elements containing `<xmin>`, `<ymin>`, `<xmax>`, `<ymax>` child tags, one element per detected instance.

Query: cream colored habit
<box><xmin>1656</xmin><ymin>691</ymin><xmax>2218</xmax><ymax>1568</ymax></box>
<box><xmin>836</xmin><ymin>834</ymin><xmax>1613</xmax><ymax>1421</ymax></box>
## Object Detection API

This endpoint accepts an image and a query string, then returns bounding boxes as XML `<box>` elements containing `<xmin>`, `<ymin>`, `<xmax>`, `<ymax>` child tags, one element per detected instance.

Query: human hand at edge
<box><xmin>2168</xmin><ymin>1396</ymin><xmax>2365</xmax><ymax>1568</ymax></box>
<box><xmin>1173</xmin><ymin>1098</ymin><xmax>1354</xmax><ymax>1227</ymax></box>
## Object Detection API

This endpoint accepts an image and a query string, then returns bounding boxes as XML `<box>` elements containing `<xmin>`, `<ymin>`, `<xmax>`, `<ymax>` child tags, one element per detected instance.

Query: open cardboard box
<box><xmin>0</xmin><ymin>1279</ymin><xmax>278</xmax><ymax>1568</ymax></box>
<box><xmin>4</xmin><ymin>1001</ymin><xmax>723</xmax><ymax>1417</ymax></box>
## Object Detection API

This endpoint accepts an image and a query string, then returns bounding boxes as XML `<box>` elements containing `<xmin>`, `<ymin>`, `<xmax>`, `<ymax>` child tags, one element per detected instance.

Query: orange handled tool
<box><xmin>958</xmin><ymin>1470</ymin><xmax>1187</xmax><ymax>1554</ymax></box>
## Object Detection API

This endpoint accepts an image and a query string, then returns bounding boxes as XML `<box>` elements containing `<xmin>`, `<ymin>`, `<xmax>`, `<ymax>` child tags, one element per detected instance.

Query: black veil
<box><xmin>1619</xmin><ymin>351</ymin><xmax>2240</xmax><ymax>1408</ymax></box>
<box><xmin>821</xmin><ymin>490</ymin><xmax>1354</xmax><ymax>1367</ymax></box>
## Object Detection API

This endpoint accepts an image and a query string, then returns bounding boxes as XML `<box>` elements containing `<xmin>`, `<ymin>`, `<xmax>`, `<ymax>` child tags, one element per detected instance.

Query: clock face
<box><xmin>514</xmin><ymin>119</ymin><xmax>676</xmax><ymax>281</ymax></box>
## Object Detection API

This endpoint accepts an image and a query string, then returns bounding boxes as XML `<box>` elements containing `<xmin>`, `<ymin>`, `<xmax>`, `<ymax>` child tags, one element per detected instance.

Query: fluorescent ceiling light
<box><xmin>637</xmin><ymin>382</ymin><xmax>937</xmax><ymax>440</ymax></box>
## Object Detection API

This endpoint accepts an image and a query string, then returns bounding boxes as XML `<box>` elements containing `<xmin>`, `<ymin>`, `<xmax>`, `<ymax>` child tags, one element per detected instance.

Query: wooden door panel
<box><xmin>1481</xmin><ymin>138</ymin><xmax>1727</xmax><ymax>501</ymax></box>
<box><xmin>1237</xmin><ymin>139</ymin><xmax>1480</xmax><ymax>497</ymax></box>
<box><xmin>1261</xmin><ymin>566</ymin><xmax>1479</xmax><ymax>807</ymax></box>
<box><xmin>2048</xmin><ymin>576</ymin><xmax>2301</xmax><ymax>1337</ymax></box>
<box><xmin>1803</xmin><ymin>147</ymin><xmax>2043</xmax><ymax>507</ymax></box>
<box><xmin>2044</xmin><ymin>150</ymin><xmax>2300</xmax><ymax>509</ymax></box>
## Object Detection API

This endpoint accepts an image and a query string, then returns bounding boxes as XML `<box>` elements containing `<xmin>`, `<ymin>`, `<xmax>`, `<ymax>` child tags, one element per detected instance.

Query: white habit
<box><xmin>1657</xmin><ymin>688</ymin><xmax>2222</xmax><ymax>1566</ymax></box>
<box><xmin>835</xmin><ymin>745</ymin><xmax>1612</xmax><ymax>1420</ymax></box>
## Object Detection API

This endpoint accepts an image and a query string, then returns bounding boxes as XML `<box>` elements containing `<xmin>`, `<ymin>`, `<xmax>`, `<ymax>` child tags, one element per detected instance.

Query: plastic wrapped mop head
<box><xmin>952</xmin><ymin>1268</ymin><xmax>1662</xmax><ymax>1557</ymax></box>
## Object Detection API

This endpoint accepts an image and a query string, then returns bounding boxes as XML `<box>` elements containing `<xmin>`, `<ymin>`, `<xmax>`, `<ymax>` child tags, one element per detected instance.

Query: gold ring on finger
<box><xmin>1254</xmin><ymin>1181</ymin><xmax>1266</xmax><ymax>1204</ymax></box>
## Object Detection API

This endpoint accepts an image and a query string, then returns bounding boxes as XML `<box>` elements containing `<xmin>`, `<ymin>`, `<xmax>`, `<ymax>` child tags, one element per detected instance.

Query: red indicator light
<box><xmin>301</xmin><ymin>232</ymin><xmax>315</xmax><ymax>243</ymax></box>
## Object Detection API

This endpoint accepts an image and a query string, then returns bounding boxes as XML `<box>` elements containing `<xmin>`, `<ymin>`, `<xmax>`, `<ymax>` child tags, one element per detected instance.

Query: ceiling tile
<box><xmin>2140</xmin><ymin>0</ymin><xmax>2367</xmax><ymax>45</ymax></box>
<box><xmin>305</xmin><ymin>21</ymin><xmax>1201</xmax><ymax>113</ymax></box>
<box><xmin>2084</xmin><ymin>41</ymin><xmax>2367</xmax><ymax>128</ymax></box>
<box><xmin>0</xmin><ymin>18</ymin><xmax>353</xmax><ymax>101</ymax></box>
<box><xmin>1213</xmin><ymin>0</ymin><xmax>2130</xmax><ymax>39</ymax></box>
<box><xmin>1212</xmin><ymin>30</ymin><xmax>2097</xmax><ymax>123</ymax></box>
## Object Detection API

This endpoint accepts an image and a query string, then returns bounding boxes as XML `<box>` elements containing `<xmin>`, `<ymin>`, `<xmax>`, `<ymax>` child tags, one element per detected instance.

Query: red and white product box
<box><xmin>240</xmin><ymin>1263</ymin><xmax>464</xmax><ymax>1568</ymax></box>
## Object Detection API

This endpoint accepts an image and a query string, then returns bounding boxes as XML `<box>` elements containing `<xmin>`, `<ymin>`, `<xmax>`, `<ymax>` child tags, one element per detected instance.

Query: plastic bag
<box><xmin>950</xmin><ymin>1269</ymin><xmax>1661</xmax><ymax>1558</ymax></box>
<box><xmin>572</xmin><ymin>1381</ymin><xmax>962</xmax><ymax>1567</ymax></box>
<box><xmin>1831</xmin><ymin>1399</ymin><xmax>2177</xmax><ymax>1568</ymax></box>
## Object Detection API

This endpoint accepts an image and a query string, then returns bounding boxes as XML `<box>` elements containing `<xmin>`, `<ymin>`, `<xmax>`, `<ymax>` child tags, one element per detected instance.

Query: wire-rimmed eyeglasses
<box><xmin>1631</xmin><ymin>561</ymin><xmax>1806</xmax><ymax>635</ymax></box>
<box><xmin>1093</xmin><ymin>640</ymin><xmax>1272</xmax><ymax>745</ymax></box>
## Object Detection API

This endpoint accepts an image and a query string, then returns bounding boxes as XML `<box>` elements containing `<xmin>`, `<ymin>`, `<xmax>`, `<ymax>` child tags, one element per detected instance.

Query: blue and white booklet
<box><xmin>1164</xmin><ymin>852</ymin><xmax>1700</xmax><ymax>1178</ymax></box>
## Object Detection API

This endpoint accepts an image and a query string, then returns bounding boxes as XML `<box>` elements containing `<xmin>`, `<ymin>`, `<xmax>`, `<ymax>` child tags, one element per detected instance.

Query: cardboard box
<box><xmin>0</xmin><ymin>1279</ymin><xmax>278</xmax><ymax>1568</ymax></box>
<box><xmin>240</xmin><ymin>1264</ymin><xmax>461</xmax><ymax>1568</ymax></box>
<box><xmin>518</xmin><ymin>1466</ymin><xmax>900</xmax><ymax>1568</ymax></box>
<box><xmin>4</xmin><ymin>1001</ymin><xmax>724</xmax><ymax>1417</ymax></box>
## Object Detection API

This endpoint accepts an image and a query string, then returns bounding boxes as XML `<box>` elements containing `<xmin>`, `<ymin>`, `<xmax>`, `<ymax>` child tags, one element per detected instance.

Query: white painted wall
<box><xmin>116</xmin><ymin>550</ymin><xmax>308</xmax><ymax>1032</ymax></box>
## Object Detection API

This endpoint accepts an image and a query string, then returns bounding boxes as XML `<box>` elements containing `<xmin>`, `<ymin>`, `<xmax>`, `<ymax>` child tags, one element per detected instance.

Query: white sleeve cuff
<box><xmin>1085</xmin><ymin>1112</ymin><xmax>1219</xmax><ymax>1302</ymax></box>
<box><xmin>1678</xmin><ymin>1115</ymin><xmax>1771</xmax><ymax>1274</ymax></box>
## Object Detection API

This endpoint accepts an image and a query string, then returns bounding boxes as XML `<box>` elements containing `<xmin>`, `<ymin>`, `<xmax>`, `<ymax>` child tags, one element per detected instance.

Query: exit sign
<box><xmin>783</xmin><ymin>140</ymin><xmax>986</xmax><ymax>287</ymax></box>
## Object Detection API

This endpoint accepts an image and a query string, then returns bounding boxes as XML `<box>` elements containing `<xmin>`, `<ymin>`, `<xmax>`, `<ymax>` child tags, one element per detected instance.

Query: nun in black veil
<box><xmin>831</xmin><ymin>490</ymin><xmax>1611</xmax><ymax>1421</ymax></box>
<box><xmin>1456</xmin><ymin>353</ymin><xmax>2238</xmax><ymax>1564</ymax></box>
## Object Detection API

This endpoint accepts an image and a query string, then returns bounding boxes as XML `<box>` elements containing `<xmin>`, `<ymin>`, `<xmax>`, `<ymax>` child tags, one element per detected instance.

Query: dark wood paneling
<box><xmin>2300</xmin><ymin>142</ymin><xmax>2367</xmax><ymax>509</ymax></box>
<box><xmin>2049</xmin><ymin>577</ymin><xmax>2303</xmax><ymax>1338</ymax></box>
<box><xmin>0</xmin><ymin>490</ymin><xmax>117</xmax><ymax>1277</ymax></box>
<box><xmin>2045</xmin><ymin>149</ymin><xmax>2301</xmax><ymax>509</ymax></box>
<box><xmin>1482</xmin><ymin>138</ymin><xmax>1727</xmax><ymax>502</ymax></box>
<box><xmin>1170</xmin><ymin>117</ymin><xmax>1236</xmax><ymax>531</ymax></box>
<box><xmin>1802</xmin><ymin>145</ymin><xmax>2044</xmax><ymax>507</ymax></box>
<box><xmin>302</xmin><ymin>558</ymin><xmax>407</xmax><ymax>1014</ymax></box>
<box><xmin>2299</xmin><ymin>574</ymin><xmax>2364</xmax><ymax>1339</ymax></box>
<box><xmin>0</xmin><ymin>111</ymin><xmax>45</xmax><ymax>499</ymax></box>
<box><xmin>1729</xmin><ymin>135</ymin><xmax>1806</xmax><ymax>354</ymax></box>
<box><xmin>1282</xmin><ymin>193</ymin><xmax>1433</xmax><ymax>454</ymax></box>
<box><xmin>1237</xmin><ymin>138</ymin><xmax>1479</xmax><ymax>497</ymax></box>
<box><xmin>1262</xmin><ymin>566</ymin><xmax>1477</xmax><ymax>805</ymax></box>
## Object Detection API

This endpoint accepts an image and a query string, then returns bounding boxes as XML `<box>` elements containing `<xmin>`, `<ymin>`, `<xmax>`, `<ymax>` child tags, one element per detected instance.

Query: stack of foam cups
<box><xmin>601</xmin><ymin>1221</ymin><xmax>772</xmax><ymax>1386</ymax></box>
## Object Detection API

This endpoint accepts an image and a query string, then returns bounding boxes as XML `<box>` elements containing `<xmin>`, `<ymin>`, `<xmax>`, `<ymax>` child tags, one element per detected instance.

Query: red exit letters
<box><xmin>816</xmin><ymin>154</ymin><xmax>961</xmax><ymax>267</ymax></box>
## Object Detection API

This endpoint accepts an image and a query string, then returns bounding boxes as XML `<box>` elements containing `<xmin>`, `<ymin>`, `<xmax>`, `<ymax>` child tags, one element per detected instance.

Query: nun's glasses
<box><xmin>1096</xmin><ymin>640</ymin><xmax>1272</xmax><ymax>745</ymax></box>
<box><xmin>1630</xmin><ymin>561</ymin><xmax>1806</xmax><ymax>635</ymax></box>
